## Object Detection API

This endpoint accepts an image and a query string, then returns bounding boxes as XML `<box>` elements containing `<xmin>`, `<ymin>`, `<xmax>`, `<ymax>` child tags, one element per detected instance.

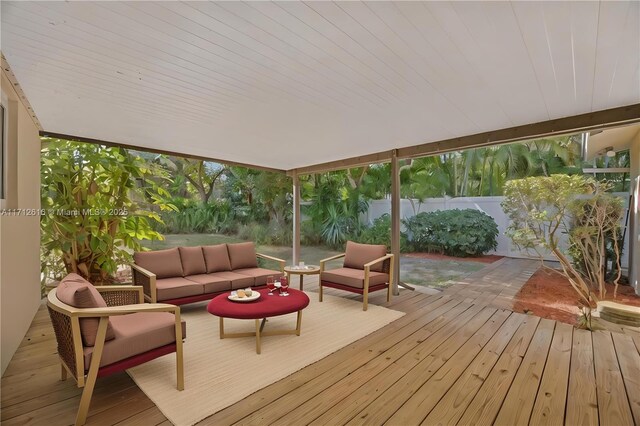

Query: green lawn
<box><xmin>142</xmin><ymin>234</ymin><xmax>487</xmax><ymax>289</ymax></box>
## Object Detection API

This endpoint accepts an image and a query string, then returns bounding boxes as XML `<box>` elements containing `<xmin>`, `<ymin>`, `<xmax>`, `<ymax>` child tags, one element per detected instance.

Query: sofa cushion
<box><xmin>321</xmin><ymin>267</ymin><xmax>389</xmax><ymax>289</ymax></box>
<box><xmin>56</xmin><ymin>274</ymin><xmax>116</xmax><ymax>347</ymax></box>
<box><xmin>185</xmin><ymin>274</ymin><xmax>232</xmax><ymax>294</ymax></box>
<box><xmin>179</xmin><ymin>246</ymin><xmax>207</xmax><ymax>276</ymax></box>
<box><xmin>155</xmin><ymin>277</ymin><xmax>203</xmax><ymax>301</ymax></box>
<box><xmin>83</xmin><ymin>312</ymin><xmax>186</xmax><ymax>369</ymax></box>
<box><xmin>202</xmin><ymin>244</ymin><xmax>232</xmax><ymax>273</ymax></box>
<box><xmin>343</xmin><ymin>241</ymin><xmax>387</xmax><ymax>272</ymax></box>
<box><xmin>234</xmin><ymin>268</ymin><xmax>282</xmax><ymax>286</ymax></box>
<box><xmin>227</xmin><ymin>242</ymin><xmax>258</xmax><ymax>270</ymax></box>
<box><xmin>205</xmin><ymin>271</ymin><xmax>255</xmax><ymax>290</ymax></box>
<box><xmin>134</xmin><ymin>248</ymin><xmax>184</xmax><ymax>278</ymax></box>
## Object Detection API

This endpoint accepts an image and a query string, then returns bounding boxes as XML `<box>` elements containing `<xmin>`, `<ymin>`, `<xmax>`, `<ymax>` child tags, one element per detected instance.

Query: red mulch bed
<box><xmin>513</xmin><ymin>268</ymin><xmax>640</xmax><ymax>325</ymax></box>
<box><xmin>404</xmin><ymin>253</ymin><xmax>504</xmax><ymax>264</ymax></box>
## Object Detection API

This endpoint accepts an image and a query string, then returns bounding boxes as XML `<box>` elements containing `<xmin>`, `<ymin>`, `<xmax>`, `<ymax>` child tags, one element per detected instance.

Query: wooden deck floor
<box><xmin>2</xmin><ymin>259</ymin><xmax>640</xmax><ymax>425</ymax></box>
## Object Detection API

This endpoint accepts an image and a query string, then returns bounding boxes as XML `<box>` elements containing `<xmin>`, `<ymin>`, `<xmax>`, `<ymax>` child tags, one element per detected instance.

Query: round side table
<box><xmin>284</xmin><ymin>265</ymin><xmax>320</xmax><ymax>291</ymax></box>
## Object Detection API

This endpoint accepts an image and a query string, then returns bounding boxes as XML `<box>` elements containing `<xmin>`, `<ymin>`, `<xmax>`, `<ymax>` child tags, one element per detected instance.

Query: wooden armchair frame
<box><xmin>132</xmin><ymin>252</ymin><xmax>285</xmax><ymax>303</ymax></box>
<box><xmin>319</xmin><ymin>253</ymin><xmax>395</xmax><ymax>311</ymax></box>
<box><xmin>256</xmin><ymin>252</ymin><xmax>286</xmax><ymax>273</ymax></box>
<box><xmin>47</xmin><ymin>285</ymin><xmax>184</xmax><ymax>426</ymax></box>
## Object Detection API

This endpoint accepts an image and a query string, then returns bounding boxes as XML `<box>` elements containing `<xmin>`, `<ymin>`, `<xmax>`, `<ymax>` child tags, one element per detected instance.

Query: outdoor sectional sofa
<box><xmin>131</xmin><ymin>242</ymin><xmax>285</xmax><ymax>305</ymax></box>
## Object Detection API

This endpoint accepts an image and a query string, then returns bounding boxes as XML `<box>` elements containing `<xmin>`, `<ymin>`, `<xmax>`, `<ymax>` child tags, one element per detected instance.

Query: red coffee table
<box><xmin>207</xmin><ymin>288</ymin><xmax>310</xmax><ymax>354</ymax></box>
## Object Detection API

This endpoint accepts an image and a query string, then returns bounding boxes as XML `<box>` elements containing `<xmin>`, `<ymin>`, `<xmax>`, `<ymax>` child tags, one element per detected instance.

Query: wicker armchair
<box><xmin>319</xmin><ymin>241</ymin><xmax>394</xmax><ymax>311</ymax></box>
<box><xmin>47</xmin><ymin>284</ymin><xmax>184</xmax><ymax>426</ymax></box>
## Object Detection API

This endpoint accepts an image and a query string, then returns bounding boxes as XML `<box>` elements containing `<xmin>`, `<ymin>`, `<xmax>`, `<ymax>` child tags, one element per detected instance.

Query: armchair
<box><xmin>319</xmin><ymin>241</ymin><xmax>394</xmax><ymax>311</ymax></box>
<box><xmin>47</xmin><ymin>274</ymin><xmax>185</xmax><ymax>426</ymax></box>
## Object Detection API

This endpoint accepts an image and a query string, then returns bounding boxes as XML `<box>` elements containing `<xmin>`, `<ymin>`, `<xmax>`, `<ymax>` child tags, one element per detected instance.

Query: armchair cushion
<box><xmin>321</xmin><ymin>267</ymin><xmax>389</xmax><ymax>289</ymax></box>
<box><xmin>178</xmin><ymin>246</ymin><xmax>207</xmax><ymax>276</ymax></box>
<box><xmin>134</xmin><ymin>248</ymin><xmax>184</xmax><ymax>279</ymax></box>
<box><xmin>227</xmin><ymin>242</ymin><xmax>259</xmax><ymax>270</ymax></box>
<box><xmin>202</xmin><ymin>244</ymin><xmax>232</xmax><ymax>273</ymax></box>
<box><xmin>155</xmin><ymin>277</ymin><xmax>204</xmax><ymax>301</ymax></box>
<box><xmin>343</xmin><ymin>241</ymin><xmax>387</xmax><ymax>272</ymax></box>
<box><xmin>56</xmin><ymin>274</ymin><xmax>116</xmax><ymax>347</ymax></box>
<box><xmin>83</xmin><ymin>312</ymin><xmax>186</xmax><ymax>369</ymax></box>
<box><xmin>234</xmin><ymin>267</ymin><xmax>282</xmax><ymax>286</ymax></box>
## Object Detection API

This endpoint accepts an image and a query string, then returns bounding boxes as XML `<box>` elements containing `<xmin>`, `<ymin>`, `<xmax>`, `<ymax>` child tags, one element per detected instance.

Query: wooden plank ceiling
<box><xmin>2</xmin><ymin>1</ymin><xmax>639</xmax><ymax>170</ymax></box>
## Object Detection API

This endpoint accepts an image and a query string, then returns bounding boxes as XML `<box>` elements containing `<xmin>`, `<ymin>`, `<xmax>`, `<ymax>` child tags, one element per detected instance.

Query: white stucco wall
<box><xmin>365</xmin><ymin>194</ymin><xmax>631</xmax><ymax>270</ymax></box>
<box><xmin>1</xmin><ymin>69</ymin><xmax>42</xmax><ymax>375</ymax></box>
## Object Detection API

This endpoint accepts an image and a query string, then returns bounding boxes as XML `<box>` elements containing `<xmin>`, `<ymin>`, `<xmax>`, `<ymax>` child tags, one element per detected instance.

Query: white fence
<box><xmin>363</xmin><ymin>194</ymin><xmax>630</xmax><ymax>269</ymax></box>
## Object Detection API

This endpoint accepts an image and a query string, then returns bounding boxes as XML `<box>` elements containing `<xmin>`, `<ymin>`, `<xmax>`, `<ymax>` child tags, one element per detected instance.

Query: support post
<box><xmin>391</xmin><ymin>150</ymin><xmax>401</xmax><ymax>295</ymax></box>
<box><xmin>629</xmin><ymin>134</ymin><xmax>640</xmax><ymax>294</ymax></box>
<box><xmin>292</xmin><ymin>170</ymin><xmax>301</xmax><ymax>265</ymax></box>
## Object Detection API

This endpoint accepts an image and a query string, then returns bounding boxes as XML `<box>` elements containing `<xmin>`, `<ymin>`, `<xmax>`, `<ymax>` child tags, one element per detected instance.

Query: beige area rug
<box><xmin>127</xmin><ymin>292</ymin><xmax>404</xmax><ymax>426</ymax></box>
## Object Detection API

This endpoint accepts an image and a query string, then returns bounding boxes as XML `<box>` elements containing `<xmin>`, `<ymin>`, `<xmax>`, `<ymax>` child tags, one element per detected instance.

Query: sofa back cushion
<box><xmin>56</xmin><ymin>273</ymin><xmax>116</xmax><ymax>347</ymax></box>
<box><xmin>134</xmin><ymin>248</ymin><xmax>184</xmax><ymax>278</ymax></box>
<box><xmin>343</xmin><ymin>241</ymin><xmax>387</xmax><ymax>272</ymax></box>
<box><xmin>202</xmin><ymin>244</ymin><xmax>232</xmax><ymax>273</ymax></box>
<box><xmin>178</xmin><ymin>246</ymin><xmax>207</xmax><ymax>276</ymax></box>
<box><xmin>227</xmin><ymin>242</ymin><xmax>258</xmax><ymax>270</ymax></box>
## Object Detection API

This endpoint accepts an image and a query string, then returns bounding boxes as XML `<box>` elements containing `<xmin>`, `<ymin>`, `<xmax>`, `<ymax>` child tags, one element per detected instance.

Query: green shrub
<box><xmin>237</xmin><ymin>222</ymin><xmax>292</xmax><ymax>246</ymax></box>
<box><xmin>301</xmin><ymin>220</ymin><xmax>324</xmax><ymax>246</ymax></box>
<box><xmin>359</xmin><ymin>214</ymin><xmax>410</xmax><ymax>252</ymax></box>
<box><xmin>157</xmin><ymin>198</ymin><xmax>230</xmax><ymax>234</ymax></box>
<box><xmin>403</xmin><ymin>209</ymin><xmax>498</xmax><ymax>257</ymax></box>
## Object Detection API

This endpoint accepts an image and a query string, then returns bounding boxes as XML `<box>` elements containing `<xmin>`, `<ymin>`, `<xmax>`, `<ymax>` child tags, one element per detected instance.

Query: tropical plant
<box><xmin>502</xmin><ymin>175</ymin><xmax>623</xmax><ymax>305</ymax></box>
<box><xmin>302</xmin><ymin>172</ymin><xmax>361</xmax><ymax>246</ymax></box>
<box><xmin>224</xmin><ymin>166</ymin><xmax>291</xmax><ymax>225</ymax></box>
<box><xmin>403</xmin><ymin>209</ymin><xmax>498</xmax><ymax>257</ymax></box>
<box><xmin>41</xmin><ymin>139</ymin><xmax>172</xmax><ymax>288</ymax></box>
<box><xmin>359</xmin><ymin>163</ymin><xmax>391</xmax><ymax>199</ymax></box>
<box><xmin>160</xmin><ymin>158</ymin><xmax>226</xmax><ymax>204</ymax></box>
<box><xmin>157</xmin><ymin>198</ymin><xmax>230</xmax><ymax>234</ymax></box>
<box><xmin>398</xmin><ymin>135</ymin><xmax>583</xmax><ymax>199</ymax></box>
<box><xmin>359</xmin><ymin>213</ymin><xmax>410</xmax><ymax>252</ymax></box>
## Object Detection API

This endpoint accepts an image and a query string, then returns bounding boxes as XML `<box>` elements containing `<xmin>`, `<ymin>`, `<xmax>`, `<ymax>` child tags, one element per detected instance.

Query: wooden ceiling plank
<box><xmin>39</xmin><ymin>131</ymin><xmax>286</xmax><ymax>174</ymax></box>
<box><xmin>392</xmin><ymin>2</ymin><xmax>513</xmax><ymax>128</ymax></box>
<box><xmin>398</xmin><ymin>103</ymin><xmax>640</xmax><ymax>159</ymax></box>
<box><xmin>568</xmin><ymin>1</ymin><xmax>601</xmax><ymax>117</ymax></box>
<box><xmin>3</xmin><ymin>1</ymin><xmax>638</xmax><ymax>170</ymax></box>
<box><xmin>5</xmin><ymin>43</ymin><xmax>228</xmax><ymax>122</ymax></box>
<box><xmin>592</xmin><ymin>1</ymin><xmax>639</xmax><ymax>111</ymax></box>
<box><xmin>0</xmin><ymin>53</ymin><xmax>42</xmax><ymax>130</ymax></box>
<box><xmin>1</xmin><ymin>3</ymin><xmax>250</xmax><ymax>109</ymax></box>
<box><xmin>341</xmin><ymin>1</ymin><xmax>481</xmax><ymax>135</ymax></box>
<box><xmin>9</xmin><ymin>66</ymin><xmax>217</xmax><ymax>126</ymax></box>
<box><xmin>451</xmin><ymin>1</ymin><xmax>550</xmax><ymax>125</ymax></box>
<box><xmin>276</xmin><ymin>1</ymin><xmax>407</xmax><ymax>102</ymax></box>
<box><xmin>213</xmin><ymin>1</ymin><xmax>387</xmax><ymax>109</ymax></box>
<box><xmin>247</xmin><ymin>1</ymin><xmax>395</xmax><ymax>105</ymax></box>
<box><xmin>603</xmin><ymin>1</ymin><xmax>640</xmax><ymax>109</ymax></box>
<box><xmin>294</xmin><ymin>104</ymin><xmax>640</xmax><ymax>175</ymax></box>
<box><xmin>170</xmin><ymin>1</ymin><xmax>359</xmax><ymax>111</ymax></box>
<box><xmin>73</xmin><ymin>1</ymin><xmax>281</xmax><ymax>103</ymax></box>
